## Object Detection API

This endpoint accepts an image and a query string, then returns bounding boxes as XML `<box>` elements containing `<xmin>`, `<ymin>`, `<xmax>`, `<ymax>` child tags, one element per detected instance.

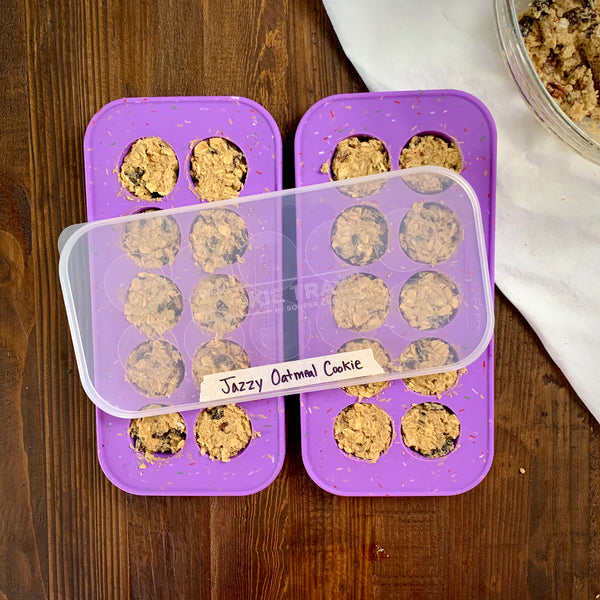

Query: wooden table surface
<box><xmin>1</xmin><ymin>1</ymin><xmax>598</xmax><ymax>598</ymax></box>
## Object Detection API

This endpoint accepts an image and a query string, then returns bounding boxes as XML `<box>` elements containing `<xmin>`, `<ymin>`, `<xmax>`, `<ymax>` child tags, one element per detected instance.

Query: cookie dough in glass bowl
<box><xmin>495</xmin><ymin>0</ymin><xmax>600</xmax><ymax>164</ymax></box>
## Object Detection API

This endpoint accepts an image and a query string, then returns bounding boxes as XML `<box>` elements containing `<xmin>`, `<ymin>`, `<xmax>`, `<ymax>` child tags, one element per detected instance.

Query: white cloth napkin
<box><xmin>322</xmin><ymin>0</ymin><xmax>600</xmax><ymax>421</ymax></box>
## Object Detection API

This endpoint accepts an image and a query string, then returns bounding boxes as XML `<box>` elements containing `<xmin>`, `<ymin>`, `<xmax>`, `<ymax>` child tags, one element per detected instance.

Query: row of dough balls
<box><xmin>331</xmin><ymin>270</ymin><xmax>461</xmax><ymax>333</ymax></box>
<box><xmin>128</xmin><ymin>404</ymin><xmax>255</xmax><ymax>463</ymax></box>
<box><xmin>330</xmin><ymin>201</ymin><xmax>463</xmax><ymax>267</ymax></box>
<box><xmin>334</xmin><ymin>400</ymin><xmax>460</xmax><ymax>462</ymax></box>
<box><xmin>118</xmin><ymin>136</ymin><xmax>248</xmax><ymax>202</ymax></box>
<box><xmin>122</xmin><ymin>208</ymin><xmax>249</xmax><ymax>273</ymax></box>
<box><xmin>324</xmin><ymin>134</ymin><xmax>463</xmax><ymax>196</ymax></box>
<box><xmin>127</xmin><ymin>398</ymin><xmax>461</xmax><ymax>464</ymax></box>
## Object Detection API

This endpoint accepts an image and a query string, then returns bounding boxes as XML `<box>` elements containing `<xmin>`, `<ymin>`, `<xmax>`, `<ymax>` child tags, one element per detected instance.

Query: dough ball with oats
<box><xmin>124</xmin><ymin>273</ymin><xmax>183</xmax><ymax>337</ymax></box>
<box><xmin>125</xmin><ymin>339</ymin><xmax>185</xmax><ymax>397</ymax></box>
<box><xmin>403</xmin><ymin>369</ymin><xmax>462</xmax><ymax>396</ymax></box>
<box><xmin>399</xmin><ymin>202</ymin><xmax>462</xmax><ymax>265</ymax></box>
<box><xmin>334</xmin><ymin>402</ymin><xmax>393</xmax><ymax>461</ymax></box>
<box><xmin>128</xmin><ymin>411</ymin><xmax>186</xmax><ymax>458</ymax></box>
<box><xmin>192</xmin><ymin>339</ymin><xmax>251</xmax><ymax>388</ymax></box>
<box><xmin>337</xmin><ymin>337</ymin><xmax>391</xmax><ymax>399</ymax></box>
<box><xmin>401</xmin><ymin>402</ymin><xmax>460</xmax><ymax>458</ymax></box>
<box><xmin>191</xmin><ymin>274</ymin><xmax>249</xmax><ymax>334</ymax></box>
<box><xmin>190</xmin><ymin>137</ymin><xmax>248</xmax><ymax>201</ymax></box>
<box><xmin>330</xmin><ymin>204</ymin><xmax>389</xmax><ymax>266</ymax></box>
<box><xmin>119</xmin><ymin>137</ymin><xmax>179</xmax><ymax>200</ymax></box>
<box><xmin>195</xmin><ymin>404</ymin><xmax>254</xmax><ymax>461</ymax></box>
<box><xmin>398</xmin><ymin>270</ymin><xmax>461</xmax><ymax>330</ymax></box>
<box><xmin>398</xmin><ymin>337</ymin><xmax>458</xmax><ymax>372</ymax></box>
<box><xmin>122</xmin><ymin>214</ymin><xmax>181</xmax><ymax>269</ymax></box>
<box><xmin>332</xmin><ymin>273</ymin><xmax>390</xmax><ymax>332</ymax></box>
<box><xmin>189</xmin><ymin>207</ymin><xmax>248</xmax><ymax>273</ymax></box>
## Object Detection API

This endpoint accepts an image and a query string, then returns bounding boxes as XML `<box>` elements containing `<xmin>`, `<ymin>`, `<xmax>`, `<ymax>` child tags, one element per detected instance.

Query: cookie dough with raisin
<box><xmin>399</xmin><ymin>202</ymin><xmax>462</xmax><ymax>265</ymax></box>
<box><xmin>192</xmin><ymin>339</ymin><xmax>251</xmax><ymax>388</ymax></box>
<box><xmin>190</xmin><ymin>137</ymin><xmax>248</xmax><ymax>201</ymax></box>
<box><xmin>124</xmin><ymin>273</ymin><xmax>183</xmax><ymax>338</ymax></box>
<box><xmin>337</xmin><ymin>337</ymin><xmax>392</xmax><ymax>399</ymax></box>
<box><xmin>194</xmin><ymin>404</ymin><xmax>255</xmax><ymax>461</ymax></box>
<box><xmin>128</xmin><ymin>411</ymin><xmax>186</xmax><ymax>458</ymax></box>
<box><xmin>334</xmin><ymin>402</ymin><xmax>393</xmax><ymax>461</ymax></box>
<box><xmin>119</xmin><ymin>137</ymin><xmax>179</xmax><ymax>200</ymax></box>
<box><xmin>401</xmin><ymin>402</ymin><xmax>460</xmax><ymax>458</ymax></box>
<box><xmin>191</xmin><ymin>274</ymin><xmax>249</xmax><ymax>334</ymax></box>
<box><xmin>330</xmin><ymin>204</ymin><xmax>389</xmax><ymax>266</ymax></box>
<box><xmin>125</xmin><ymin>339</ymin><xmax>185</xmax><ymax>397</ymax></box>
<box><xmin>122</xmin><ymin>215</ymin><xmax>181</xmax><ymax>269</ymax></box>
<box><xmin>398</xmin><ymin>270</ymin><xmax>461</xmax><ymax>330</ymax></box>
<box><xmin>189</xmin><ymin>207</ymin><xmax>248</xmax><ymax>273</ymax></box>
<box><xmin>331</xmin><ymin>273</ymin><xmax>390</xmax><ymax>332</ymax></box>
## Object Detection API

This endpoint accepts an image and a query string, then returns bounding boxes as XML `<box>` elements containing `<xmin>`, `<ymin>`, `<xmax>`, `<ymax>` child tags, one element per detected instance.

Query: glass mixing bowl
<box><xmin>495</xmin><ymin>0</ymin><xmax>600</xmax><ymax>165</ymax></box>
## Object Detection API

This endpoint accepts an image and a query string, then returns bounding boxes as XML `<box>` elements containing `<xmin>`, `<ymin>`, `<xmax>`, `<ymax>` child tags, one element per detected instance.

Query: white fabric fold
<box><xmin>322</xmin><ymin>0</ymin><xmax>600</xmax><ymax>421</ymax></box>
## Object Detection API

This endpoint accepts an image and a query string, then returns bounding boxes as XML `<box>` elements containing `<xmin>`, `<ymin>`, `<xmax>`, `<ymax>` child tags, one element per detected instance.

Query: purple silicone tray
<box><xmin>84</xmin><ymin>96</ymin><xmax>285</xmax><ymax>495</ymax></box>
<box><xmin>294</xmin><ymin>90</ymin><xmax>496</xmax><ymax>496</ymax></box>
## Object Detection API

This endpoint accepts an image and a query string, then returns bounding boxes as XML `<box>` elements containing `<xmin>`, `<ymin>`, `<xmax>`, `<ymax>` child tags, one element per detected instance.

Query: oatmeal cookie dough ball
<box><xmin>398</xmin><ymin>271</ymin><xmax>461</xmax><ymax>330</ymax></box>
<box><xmin>519</xmin><ymin>0</ymin><xmax>600</xmax><ymax>122</ymax></box>
<box><xmin>125</xmin><ymin>340</ymin><xmax>185</xmax><ymax>397</ymax></box>
<box><xmin>190</xmin><ymin>137</ymin><xmax>248</xmax><ymax>201</ymax></box>
<box><xmin>330</xmin><ymin>205</ymin><xmax>389</xmax><ymax>266</ymax></box>
<box><xmin>399</xmin><ymin>338</ymin><xmax>461</xmax><ymax>395</ymax></box>
<box><xmin>189</xmin><ymin>207</ymin><xmax>249</xmax><ymax>273</ymax></box>
<box><xmin>334</xmin><ymin>402</ymin><xmax>393</xmax><ymax>461</ymax></box>
<box><xmin>122</xmin><ymin>215</ymin><xmax>181</xmax><ymax>268</ymax></box>
<box><xmin>398</xmin><ymin>337</ymin><xmax>458</xmax><ymax>372</ymax></box>
<box><xmin>401</xmin><ymin>402</ymin><xmax>460</xmax><ymax>458</ymax></box>
<box><xmin>403</xmin><ymin>369</ymin><xmax>462</xmax><ymax>396</ymax></box>
<box><xmin>124</xmin><ymin>273</ymin><xmax>183</xmax><ymax>338</ymax></box>
<box><xmin>399</xmin><ymin>202</ymin><xmax>462</xmax><ymax>265</ymax></box>
<box><xmin>194</xmin><ymin>404</ymin><xmax>254</xmax><ymax>461</ymax></box>
<box><xmin>330</xmin><ymin>136</ymin><xmax>391</xmax><ymax>180</ymax></box>
<box><xmin>331</xmin><ymin>273</ymin><xmax>390</xmax><ymax>332</ymax></box>
<box><xmin>192</xmin><ymin>339</ymin><xmax>251</xmax><ymax>387</ymax></box>
<box><xmin>337</xmin><ymin>337</ymin><xmax>392</xmax><ymax>399</ymax></box>
<box><xmin>128</xmin><ymin>411</ymin><xmax>186</xmax><ymax>458</ymax></box>
<box><xmin>119</xmin><ymin>137</ymin><xmax>179</xmax><ymax>200</ymax></box>
<box><xmin>399</xmin><ymin>134</ymin><xmax>462</xmax><ymax>172</ymax></box>
<box><xmin>191</xmin><ymin>274</ymin><xmax>249</xmax><ymax>334</ymax></box>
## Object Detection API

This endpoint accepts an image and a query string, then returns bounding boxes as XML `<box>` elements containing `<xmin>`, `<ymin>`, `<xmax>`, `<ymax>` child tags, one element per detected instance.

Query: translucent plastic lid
<box><xmin>59</xmin><ymin>168</ymin><xmax>494</xmax><ymax>418</ymax></box>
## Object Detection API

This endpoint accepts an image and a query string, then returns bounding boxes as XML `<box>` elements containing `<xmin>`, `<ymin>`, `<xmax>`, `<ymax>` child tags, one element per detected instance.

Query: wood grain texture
<box><xmin>0</xmin><ymin>0</ymin><xmax>598</xmax><ymax>598</ymax></box>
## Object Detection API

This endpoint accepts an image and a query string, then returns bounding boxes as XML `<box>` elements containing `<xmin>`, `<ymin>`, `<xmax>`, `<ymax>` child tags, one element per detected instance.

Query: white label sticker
<box><xmin>199</xmin><ymin>349</ymin><xmax>385</xmax><ymax>403</ymax></box>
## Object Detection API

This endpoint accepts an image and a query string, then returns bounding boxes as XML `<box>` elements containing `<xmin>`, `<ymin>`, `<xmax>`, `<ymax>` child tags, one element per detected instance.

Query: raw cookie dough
<box><xmin>128</xmin><ymin>411</ymin><xmax>186</xmax><ymax>458</ymax></box>
<box><xmin>189</xmin><ymin>207</ymin><xmax>249</xmax><ymax>273</ymax></box>
<box><xmin>334</xmin><ymin>402</ymin><xmax>393</xmax><ymax>461</ymax></box>
<box><xmin>124</xmin><ymin>273</ymin><xmax>183</xmax><ymax>337</ymax></box>
<box><xmin>122</xmin><ymin>214</ymin><xmax>181</xmax><ymax>268</ymax></box>
<box><xmin>337</xmin><ymin>337</ymin><xmax>392</xmax><ymax>399</ymax></box>
<box><xmin>190</xmin><ymin>137</ymin><xmax>248</xmax><ymax>201</ymax></box>
<box><xmin>331</xmin><ymin>273</ymin><xmax>390</xmax><ymax>332</ymax></box>
<box><xmin>401</xmin><ymin>402</ymin><xmax>460</xmax><ymax>458</ymax></box>
<box><xmin>399</xmin><ymin>134</ymin><xmax>462</xmax><ymax>194</ymax></box>
<box><xmin>194</xmin><ymin>404</ymin><xmax>254</xmax><ymax>461</ymax></box>
<box><xmin>192</xmin><ymin>339</ymin><xmax>251</xmax><ymax>388</ymax></box>
<box><xmin>330</xmin><ymin>204</ymin><xmax>389</xmax><ymax>266</ymax></box>
<box><xmin>398</xmin><ymin>337</ymin><xmax>458</xmax><ymax>371</ymax></box>
<box><xmin>191</xmin><ymin>274</ymin><xmax>249</xmax><ymax>334</ymax></box>
<box><xmin>403</xmin><ymin>369</ymin><xmax>462</xmax><ymax>396</ymax></box>
<box><xmin>119</xmin><ymin>137</ymin><xmax>179</xmax><ymax>200</ymax></box>
<box><xmin>398</xmin><ymin>270</ymin><xmax>461</xmax><ymax>330</ymax></box>
<box><xmin>399</xmin><ymin>202</ymin><xmax>463</xmax><ymax>265</ymax></box>
<box><xmin>519</xmin><ymin>0</ymin><xmax>600</xmax><ymax>122</ymax></box>
<box><xmin>329</xmin><ymin>136</ymin><xmax>391</xmax><ymax>197</ymax></box>
<box><xmin>125</xmin><ymin>339</ymin><xmax>185</xmax><ymax>397</ymax></box>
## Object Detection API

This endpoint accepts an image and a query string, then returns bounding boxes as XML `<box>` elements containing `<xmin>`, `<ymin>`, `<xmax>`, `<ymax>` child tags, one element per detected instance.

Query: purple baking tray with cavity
<box><xmin>83</xmin><ymin>96</ymin><xmax>285</xmax><ymax>496</ymax></box>
<box><xmin>294</xmin><ymin>90</ymin><xmax>496</xmax><ymax>496</ymax></box>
